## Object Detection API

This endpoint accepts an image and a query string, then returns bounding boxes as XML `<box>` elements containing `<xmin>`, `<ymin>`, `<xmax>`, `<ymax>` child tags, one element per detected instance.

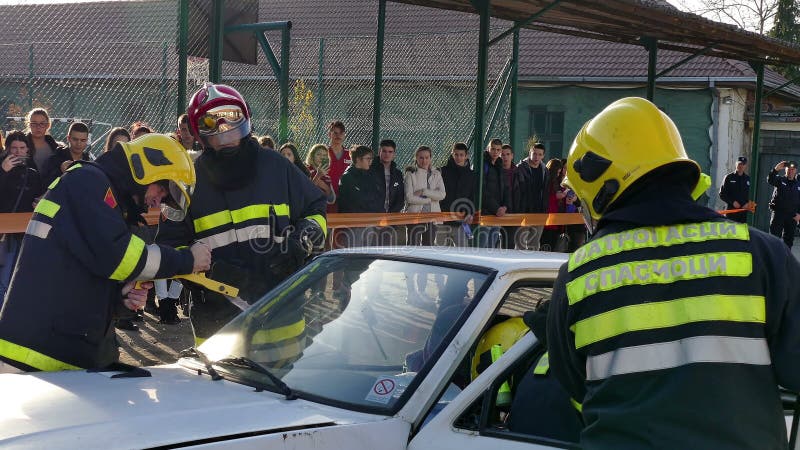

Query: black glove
<box><xmin>268</xmin><ymin>237</ymin><xmax>308</xmax><ymax>281</ymax></box>
<box><xmin>291</xmin><ymin>218</ymin><xmax>326</xmax><ymax>253</ymax></box>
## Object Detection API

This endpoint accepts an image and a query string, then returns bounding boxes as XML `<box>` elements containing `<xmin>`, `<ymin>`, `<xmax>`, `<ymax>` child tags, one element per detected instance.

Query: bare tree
<box><xmin>671</xmin><ymin>0</ymin><xmax>779</xmax><ymax>34</ymax></box>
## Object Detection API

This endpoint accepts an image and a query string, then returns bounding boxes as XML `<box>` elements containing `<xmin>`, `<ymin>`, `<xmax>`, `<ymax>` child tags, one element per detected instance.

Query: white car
<box><xmin>1</xmin><ymin>248</ymin><xmax>797</xmax><ymax>449</ymax></box>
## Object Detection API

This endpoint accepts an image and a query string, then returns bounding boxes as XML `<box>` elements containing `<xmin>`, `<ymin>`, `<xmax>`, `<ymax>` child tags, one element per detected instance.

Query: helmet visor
<box><xmin>160</xmin><ymin>180</ymin><xmax>191</xmax><ymax>222</ymax></box>
<box><xmin>198</xmin><ymin>105</ymin><xmax>246</xmax><ymax>135</ymax></box>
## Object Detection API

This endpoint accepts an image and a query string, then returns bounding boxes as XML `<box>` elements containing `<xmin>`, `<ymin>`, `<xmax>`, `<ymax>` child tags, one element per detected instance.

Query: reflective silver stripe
<box><xmin>25</xmin><ymin>220</ymin><xmax>52</xmax><ymax>239</ymax></box>
<box><xmin>199</xmin><ymin>225</ymin><xmax>271</xmax><ymax>250</ymax></box>
<box><xmin>136</xmin><ymin>244</ymin><xmax>162</xmax><ymax>280</ymax></box>
<box><xmin>586</xmin><ymin>336</ymin><xmax>771</xmax><ymax>381</ymax></box>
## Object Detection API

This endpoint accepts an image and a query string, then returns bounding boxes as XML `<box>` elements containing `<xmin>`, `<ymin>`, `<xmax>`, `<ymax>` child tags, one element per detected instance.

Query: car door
<box><xmin>408</xmin><ymin>281</ymin><xmax>577</xmax><ymax>450</ymax></box>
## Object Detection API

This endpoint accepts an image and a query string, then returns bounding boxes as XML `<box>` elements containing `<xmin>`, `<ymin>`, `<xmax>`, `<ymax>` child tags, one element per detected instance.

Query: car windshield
<box><xmin>193</xmin><ymin>254</ymin><xmax>492</xmax><ymax>414</ymax></box>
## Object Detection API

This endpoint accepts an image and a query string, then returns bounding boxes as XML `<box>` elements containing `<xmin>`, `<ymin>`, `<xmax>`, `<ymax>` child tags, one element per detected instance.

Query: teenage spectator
<box><xmin>479</xmin><ymin>138</ymin><xmax>509</xmax><ymax>248</ymax></box>
<box><xmin>338</xmin><ymin>145</ymin><xmax>382</xmax><ymax>246</ymax></box>
<box><xmin>258</xmin><ymin>135</ymin><xmax>276</xmax><ymax>151</ymax></box>
<box><xmin>500</xmin><ymin>144</ymin><xmax>518</xmax><ymax>248</ymax></box>
<box><xmin>514</xmin><ymin>142</ymin><xmax>547</xmax><ymax>249</ymax></box>
<box><xmin>42</xmin><ymin>121</ymin><xmax>91</xmax><ymax>187</ymax></box>
<box><xmin>25</xmin><ymin>108</ymin><xmax>61</xmax><ymax>172</ymax></box>
<box><xmin>440</xmin><ymin>142</ymin><xmax>476</xmax><ymax>247</ymax></box>
<box><xmin>326</xmin><ymin>120</ymin><xmax>351</xmax><ymax>213</ymax></box>
<box><xmin>767</xmin><ymin>160</ymin><xmax>800</xmax><ymax>247</ymax></box>
<box><xmin>0</xmin><ymin>132</ymin><xmax>44</xmax><ymax>302</ymax></box>
<box><xmin>103</xmin><ymin>127</ymin><xmax>131</xmax><ymax>153</ymax></box>
<box><xmin>306</xmin><ymin>143</ymin><xmax>336</xmax><ymax>205</ymax></box>
<box><xmin>718</xmin><ymin>156</ymin><xmax>750</xmax><ymax>223</ymax></box>
<box><xmin>404</xmin><ymin>145</ymin><xmax>446</xmax><ymax>307</ymax></box>
<box><xmin>279</xmin><ymin>142</ymin><xmax>311</xmax><ymax>177</ymax></box>
<box><xmin>404</xmin><ymin>145</ymin><xmax>446</xmax><ymax>234</ymax></box>
<box><xmin>130</xmin><ymin>121</ymin><xmax>152</xmax><ymax>139</ymax></box>
<box><xmin>177</xmin><ymin>114</ymin><xmax>201</xmax><ymax>161</ymax></box>
<box><xmin>540</xmin><ymin>158</ymin><xmax>568</xmax><ymax>251</ymax></box>
<box><xmin>370</xmin><ymin>139</ymin><xmax>405</xmax><ymax>245</ymax></box>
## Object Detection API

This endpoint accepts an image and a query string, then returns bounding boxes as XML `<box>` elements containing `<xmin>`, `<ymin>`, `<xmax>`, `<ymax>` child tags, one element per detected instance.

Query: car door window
<box><xmin>447</xmin><ymin>283</ymin><xmax>581</xmax><ymax>449</ymax></box>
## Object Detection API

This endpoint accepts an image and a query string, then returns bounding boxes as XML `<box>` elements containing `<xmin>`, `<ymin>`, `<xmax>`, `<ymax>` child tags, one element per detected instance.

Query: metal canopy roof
<box><xmin>389</xmin><ymin>0</ymin><xmax>800</xmax><ymax>66</ymax></box>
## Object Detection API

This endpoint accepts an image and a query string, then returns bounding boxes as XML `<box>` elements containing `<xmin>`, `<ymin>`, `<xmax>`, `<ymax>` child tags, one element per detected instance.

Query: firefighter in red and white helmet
<box><xmin>160</xmin><ymin>82</ymin><xmax>327</xmax><ymax>350</ymax></box>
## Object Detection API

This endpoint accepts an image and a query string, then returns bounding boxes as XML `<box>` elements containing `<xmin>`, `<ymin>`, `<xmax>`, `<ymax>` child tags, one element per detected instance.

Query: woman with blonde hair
<box><xmin>306</xmin><ymin>143</ymin><xmax>335</xmax><ymax>205</ymax></box>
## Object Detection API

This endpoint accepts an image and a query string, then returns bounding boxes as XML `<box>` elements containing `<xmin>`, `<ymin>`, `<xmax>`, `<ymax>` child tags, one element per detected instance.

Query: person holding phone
<box><xmin>0</xmin><ymin>131</ymin><xmax>45</xmax><ymax>302</ymax></box>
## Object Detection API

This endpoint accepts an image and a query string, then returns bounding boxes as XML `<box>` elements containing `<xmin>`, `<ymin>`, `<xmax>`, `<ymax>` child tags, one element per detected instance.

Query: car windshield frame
<box><xmin>184</xmin><ymin>253</ymin><xmax>497</xmax><ymax>416</ymax></box>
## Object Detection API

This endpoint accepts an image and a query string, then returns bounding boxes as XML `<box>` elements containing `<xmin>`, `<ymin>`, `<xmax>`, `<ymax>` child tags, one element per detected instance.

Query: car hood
<box><xmin>0</xmin><ymin>364</ymin><xmax>390</xmax><ymax>449</ymax></box>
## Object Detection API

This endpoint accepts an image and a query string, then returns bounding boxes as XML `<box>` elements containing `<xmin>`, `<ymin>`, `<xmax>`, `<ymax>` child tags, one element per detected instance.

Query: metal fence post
<box><xmin>473</xmin><ymin>0</ymin><xmax>490</xmax><ymax>215</ymax></box>
<box><xmin>372</xmin><ymin>0</ymin><xmax>386</xmax><ymax>150</ymax></box>
<box><xmin>316</xmin><ymin>37</ymin><xmax>326</xmax><ymax>142</ymax></box>
<box><xmin>279</xmin><ymin>24</ymin><xmax>291</xmax><ymax>144</ymax></box>
<box><xmin>177</xmin><ymin>0</ymin><xmax>189</xmax><ymax>116</ymax></box>
<box><xmin>509</xmin><ymin>28</ymin><xmax>519</xmax><ymax>154</ymax></box>
<box><xmin>209</xmin><ymin>0</ymin><xmax>224</xmax><ymax>83</ymax></box>
<box><xmin>749</xmin><ymin>61</ymin><xmax>764</xmax><ymax>226</ymax></box>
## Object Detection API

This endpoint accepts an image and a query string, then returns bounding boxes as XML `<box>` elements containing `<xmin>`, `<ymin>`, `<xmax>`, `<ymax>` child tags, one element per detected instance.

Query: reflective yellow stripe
<box><xmin>34</xmin><ymin>199</ymin><xmax>60</xmax><ymax>218</ymax></box>
<box><xmin>194</xmin><ymin>337</ymin><xmax>207</xmax><ymax>346</ymax></box>
<box><xmin>66</xmin><ymin>163</ymin><xmax>82</xmax><ymax>172</ymax></box>
<box><xmin>0</xmin><ymin>339</ymin><xmax>81</xmax><ymax>371</ymax></box>
<box><xmin>48</xmin><ymin>177</ymin><xmax>60</xmax><ymax>190</ymax></box>
<box><xmin>569</xmin><ymin>222</ymin><xmax>749</xmax><ymax>271</ymax></box>
<box><xmin>570</xmin><ymin>398</ymin><xmax>583</xmax><ymax>412</ymax></box>
<box><xmin>230</xmin><ymin>204</ymin><xmax>270</xmax><ymax>223</ymax></box>
<box><xmin>566</xmin><ymin>252</ymin><xmax>752</xmax><ymax>305</ymax></box>
<box><xmin>533</xmin><ymin>352</ymin><xmax>550</xmax><ymax>375</ymax></box>
<box><xmin>109</xmin><ymin>235</ymin><xmax>146</xmax><ymax>281</ymax></box>
<box><xmin>251</xmin><ymin>319</ymin><xmax>305</xmax><ymax>345</ymax></box>
<box><xmin>194</xmin><ymin>210</ymin><xmax>232</xmax><ymax>233</ymax></box>
<box><xmin>305</xmin><ymin>214</ymin><xmax>328</xmax><ymax>238</ymax></box>
<box><xmin>272</xmin><ymin>203</ymin><xmax>290</xmax><ymax>216</ymax></box>
<box><xmin>193</xmin><ymin>203</ymin><xmax>291</xmax><ymax>233</ymax></box>
<box><xmin>571</xmin><ymin>295</ymin><xmax>766</xmax><ymax>349</ymax></box>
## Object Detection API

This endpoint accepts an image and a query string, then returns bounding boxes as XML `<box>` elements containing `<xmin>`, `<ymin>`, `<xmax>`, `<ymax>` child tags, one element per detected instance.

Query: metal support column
<box><xmin>177</xmin><ymin>0</ymin><xmax>189</xmax><ymax>115</ymax></box>
<box><xmin>279</xmin><ymin>25</ymin><xmax>291</xmax><ymax>143</ymax></box>
<box><xmin>316</xmin><ymin>38</ymin><xmax>326</xmax><ymax>141</ymax></box>
<box><xmin>644</xmin><ymin>37</ymin><xmax>657</xmax><ymax>101</ymax></box>
<box><xmin>509</xmin><ymin>28</ymin><xmax>520</xmax><ymax>152</ymax></box>
<box><xmin>372</xmin><ymin>0</ymin><xmax>386</xmax><ymax>150</ymax></box>
<box><xmin>209</xmin><ymin>0</ymin><xmax>225</xmax><ymax>83</ymax></box>
<box><xmin>473</xmin><ymin>0</ymin><xmax>490</xmax><ymax>215</ymax></box>
<box><xmin>749</xmin><ymin>62</ymin><xmax>765</xmax><ymax>226</ymax></box>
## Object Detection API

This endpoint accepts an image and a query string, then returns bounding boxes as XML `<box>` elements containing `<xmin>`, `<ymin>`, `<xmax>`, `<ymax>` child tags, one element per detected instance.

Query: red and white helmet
<box><xmin>187</xmin><ymin>82</ymin><xmax>251</xmax><ymax>150</ymax></box>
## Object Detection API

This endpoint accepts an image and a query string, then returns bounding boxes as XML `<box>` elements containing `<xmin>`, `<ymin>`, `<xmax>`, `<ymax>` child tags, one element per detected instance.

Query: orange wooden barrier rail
<box><xmin>0</xmin><ymin>207</ymin><xmax>755</xmax><ymax>235</ymax></box>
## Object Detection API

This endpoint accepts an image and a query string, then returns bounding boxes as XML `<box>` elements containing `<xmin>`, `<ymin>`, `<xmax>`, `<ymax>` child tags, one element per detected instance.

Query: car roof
<box><xmin>325</xmin><ymin>246</ymin><xmax>568</xmax><ymax>273</ymax></box>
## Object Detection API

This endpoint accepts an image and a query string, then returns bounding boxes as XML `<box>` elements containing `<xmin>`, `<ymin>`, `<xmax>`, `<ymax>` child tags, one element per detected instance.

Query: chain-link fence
<box><xmin>0</xmin><ymin>0</ymin><xmax>514</xmax><ymax>166</ymax></box>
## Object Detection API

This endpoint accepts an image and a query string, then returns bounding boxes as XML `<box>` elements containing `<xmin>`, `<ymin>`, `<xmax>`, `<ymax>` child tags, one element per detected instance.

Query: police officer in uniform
<box><xmin>767</xmin><ymin>160</ymin><xmax>800</xmax><ymax>247</ymax></box>
<box><xmin>167</xmin><ymin>83</ymin><xmax>327</xmax><ymax>351</ymax></box>
<box><xmin>0</xmin><ymin>134</ymin><xmax>211</xmax><ymax>372</ymax></box>
<box><xmin>547</xmin><ymin>98</ymin><xmax>800</xmax><ymax>450</ymax></box>
<box><xmin>718</xmin><ymin>155</ymin><xmax>750</xmax><ymax>223</ymax></box>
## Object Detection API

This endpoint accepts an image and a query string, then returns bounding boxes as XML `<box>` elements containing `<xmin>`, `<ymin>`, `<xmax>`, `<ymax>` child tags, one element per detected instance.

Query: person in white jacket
<box><xmin>404</xmin><ymin>145</ymin><xmax>446</xmax><ymax>307</ymax></box>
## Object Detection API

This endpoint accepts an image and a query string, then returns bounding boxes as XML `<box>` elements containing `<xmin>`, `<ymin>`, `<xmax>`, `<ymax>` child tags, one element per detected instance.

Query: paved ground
<box><xmin>117</xmin><ymin>308</ymin><xmax>193</xmax><ymax>367</ymax></box>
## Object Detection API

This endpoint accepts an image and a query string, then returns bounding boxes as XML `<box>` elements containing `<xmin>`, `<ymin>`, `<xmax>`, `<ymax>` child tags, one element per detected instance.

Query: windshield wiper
<box><xmin>217</xmin><ymin>356</ymin><xmax>298</xmax><ymax>400</ymax></box>
<box><xmin>180</xmin><ymin>347</ymin><xmax>223</xmax><ymax>381</ymax></box>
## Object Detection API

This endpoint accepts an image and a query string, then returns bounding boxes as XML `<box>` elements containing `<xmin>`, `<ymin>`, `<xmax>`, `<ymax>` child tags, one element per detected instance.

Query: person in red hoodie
<box><xmin>325</xmin><ymin>120</ymin><xmax>351</xmax><ymax>214</ymax></box>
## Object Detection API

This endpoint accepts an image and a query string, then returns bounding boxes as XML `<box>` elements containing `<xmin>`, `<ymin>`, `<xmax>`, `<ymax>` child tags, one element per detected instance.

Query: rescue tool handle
<box><xmin>133</xmin><ymin>273</ymin><xmax>239</xmax><ymax>298</ymax></box>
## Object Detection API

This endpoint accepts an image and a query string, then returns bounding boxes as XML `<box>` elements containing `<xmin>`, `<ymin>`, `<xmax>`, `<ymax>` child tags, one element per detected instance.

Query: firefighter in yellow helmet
<box><xmin>0</xmin><ymin>134</ymin><xmax>211</xmax><ymax>373</ymax></box>
<box><xmin>546</xmin><ymin>97</ymin><xmax>800</xmax><ymax>449</ymax></box>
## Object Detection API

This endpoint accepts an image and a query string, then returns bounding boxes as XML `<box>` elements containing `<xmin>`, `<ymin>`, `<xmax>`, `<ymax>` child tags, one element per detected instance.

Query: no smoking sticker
<box><xmin>365</xmin><ymin>377</ymin><xmax>396</xmax><ymax>404</ymax></box>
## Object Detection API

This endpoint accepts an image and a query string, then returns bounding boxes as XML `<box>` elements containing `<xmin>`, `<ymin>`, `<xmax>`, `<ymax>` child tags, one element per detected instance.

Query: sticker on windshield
<box><xmin>366</xmin><ymin>377</ymin><xmax>396</xmax><ymax>404</ymax></box>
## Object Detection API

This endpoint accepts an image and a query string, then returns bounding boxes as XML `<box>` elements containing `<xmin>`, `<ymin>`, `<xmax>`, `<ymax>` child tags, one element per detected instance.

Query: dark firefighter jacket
<box><xmin>369</xmin><ymin>159</ymin><xmax>405</xmax><ymax>213</ymax></box>
<box><xmin>547</xmin><ymin>179</ymin><xmax>800</xmax><ymax>450</ymax></box>
<box><xmin>0</xmin><ymin>148</ymin><xmax>194</xmax><ymax>371</ymax></box>
<box><xmin>767</xmin><ymin>169</ymin><xmax>800</xmax><ymax>215</ymax></box>
<box><xmin>159</xmin><ymin>137</ymin><xmax>326</xmax><ymax>343</ymax></box>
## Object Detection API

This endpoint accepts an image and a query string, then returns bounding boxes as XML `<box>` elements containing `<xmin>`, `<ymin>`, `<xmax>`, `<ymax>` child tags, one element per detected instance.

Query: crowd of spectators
<box><xmin>0</xmin><ymin>109</ymin><xmax>586</xmax><ymax>329</ymax></box>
